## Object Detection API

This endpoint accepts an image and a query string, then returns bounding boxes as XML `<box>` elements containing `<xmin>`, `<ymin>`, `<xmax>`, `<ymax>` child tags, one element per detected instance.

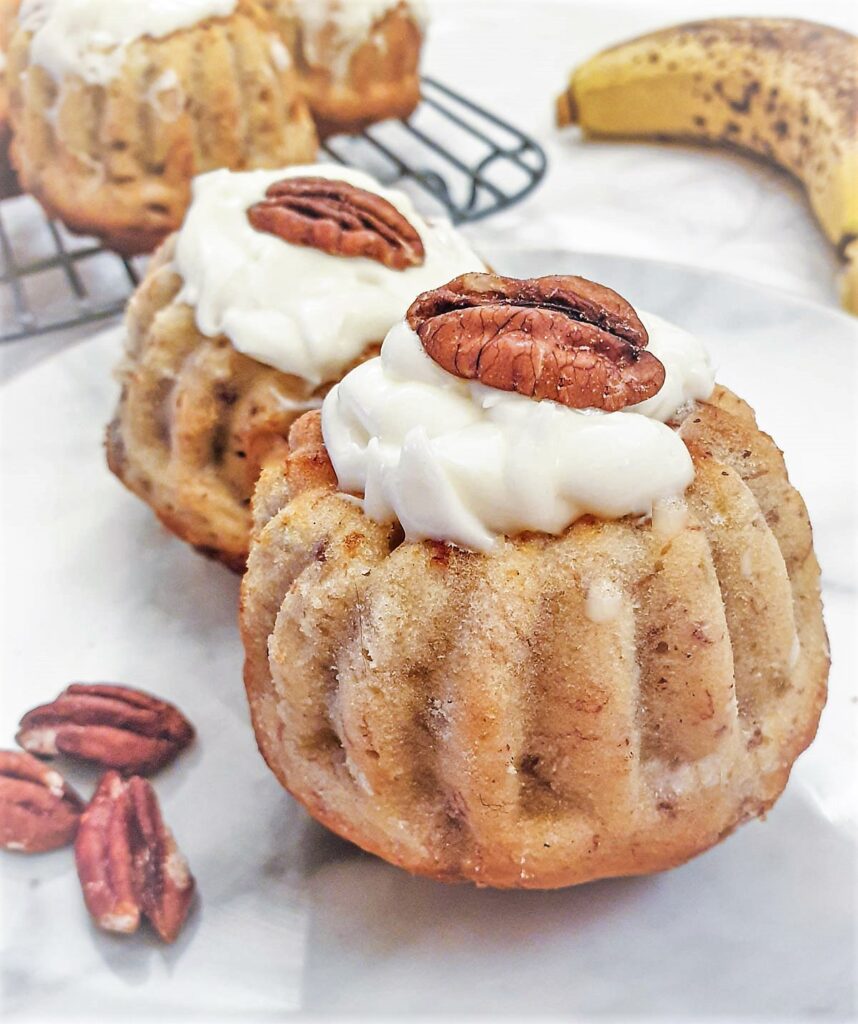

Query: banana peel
<box><xmin>841</xmin><ymin>241</ymin><xmax>858</xmax><ymax>315</ymax></box>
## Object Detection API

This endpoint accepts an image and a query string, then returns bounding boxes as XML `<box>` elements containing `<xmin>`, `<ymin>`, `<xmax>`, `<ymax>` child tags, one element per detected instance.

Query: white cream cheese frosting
<box><xmin>321</xmin><ymin>312</ymin><xmax>716</xmax><ymax>552</ymax></box>
<box><xmin>295</xmin><ymin>0</ymin><xmax>428</xmax><ymax>79</ymax></box>
<box><xmin>18</xmin><ymin>0</ymin><xmax>239</xmax><ymax>84</ymax></box>
<box><xmin>173</xmin><ymin>164</ymin><xmax>485</xmax><ymax>386</ymax></box>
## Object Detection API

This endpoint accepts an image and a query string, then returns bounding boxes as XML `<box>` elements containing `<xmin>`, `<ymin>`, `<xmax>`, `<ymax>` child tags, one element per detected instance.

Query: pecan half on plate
<box><xmin>0</xmin><ymin>750</ymin><xmax>84</xmax><ymax>852</ymax></box>
<box><xmin>247</xmin><ymin>176</ymin><xmax>426</xmax><ymax>270</ymax></box>
<box><xmin>16</xmin><ymin>684</ymin><xmax>194</xmax><ymax>776</ymax></box>
<box><xmin>407</xmin><ymin>272</ymin><xmax>665</xmax><ymax>411</ymax></box>
<box><xmin>75</xmin><ymin>771</ymin><xmax>195</xmax><ymax>943</ymax></box>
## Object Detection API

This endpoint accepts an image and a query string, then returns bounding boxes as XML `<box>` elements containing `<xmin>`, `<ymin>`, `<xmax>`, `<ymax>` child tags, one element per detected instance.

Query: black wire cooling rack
<box><xmin>0</xmin><ymin>77</ymin><xmax>546</xmax><ymax>344</ymax></box>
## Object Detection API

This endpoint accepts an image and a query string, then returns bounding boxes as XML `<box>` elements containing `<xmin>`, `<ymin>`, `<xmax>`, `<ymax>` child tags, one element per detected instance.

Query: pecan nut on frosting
<box><xmin>247</xmin><ymin>176</ymin><xmax>426</xmax><ymax>270</ymax></box>
<box><xmin>407</xmin><ymin>273</ymin><xmax>666</xmax><ymax>411</ymax></box>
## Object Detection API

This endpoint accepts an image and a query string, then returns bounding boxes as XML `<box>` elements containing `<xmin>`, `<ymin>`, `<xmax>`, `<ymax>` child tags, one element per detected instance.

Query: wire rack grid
<box><xmin>0</xmin><ymin>77</ymin><xmax>546</xmax><ymax>344</ymax></box>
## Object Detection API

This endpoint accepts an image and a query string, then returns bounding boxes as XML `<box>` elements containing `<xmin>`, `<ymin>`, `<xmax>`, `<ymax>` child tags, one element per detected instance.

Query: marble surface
<box><xmin>1</xmin><ymin>249</ymin><xmax>856</xmax><ymax>1020</ymax></box>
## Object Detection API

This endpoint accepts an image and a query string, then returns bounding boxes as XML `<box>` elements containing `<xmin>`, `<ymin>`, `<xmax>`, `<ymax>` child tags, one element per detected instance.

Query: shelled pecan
<box><xmin>0</xmin><ymin>750</ymin><xmax>84</xmax><ymax>853</ymax></box>
<box><xmin>16</xmin><ymin>684</ymin><xmax>194</xmax><ymax>776</ymax></box>
<box><xmin>248</xmin><ymin>177</ymin><xmax>426</xmax><ymax>270</ymax></box>
<box><xmin>407</xmin><ymin>273</ymin><xmax>666</xmax><ymax>411</ymax></box>
<box><xmin>75</xmin><ymin>771</ymin><xmax>195</xmax><ymax>943</ymax></box>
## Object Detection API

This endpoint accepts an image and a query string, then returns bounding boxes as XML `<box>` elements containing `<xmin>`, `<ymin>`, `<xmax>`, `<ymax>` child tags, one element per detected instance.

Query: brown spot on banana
<box><xmin>556</xmin><ymin>17</ymin><xmax>858</xmax><ymax>314</ymax></box>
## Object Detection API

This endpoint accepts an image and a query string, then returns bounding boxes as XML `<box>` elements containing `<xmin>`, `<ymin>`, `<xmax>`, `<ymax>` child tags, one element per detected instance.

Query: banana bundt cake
<box><xmin>262</xmin><ymin>0</ymin><xmax>427</xmax><ymax>135</ymax></box>
<box><xmin>106</xmin><ymin>164</ymin><xmax>485</xmax><ymax>570</ymax></box>
<box><xmin>240</xmin><ymin>272</ymin><xmax>828</xmax><ymax>888</ymax></box>
<box><xmin>0</xmin><ymin>0</ymin><xmax>18</xmax><ymax>196</ymax></box>
<box><xmin>6</xmin><ymin>0</ymin><xmax>318</xmax><ymax>253</ymax></box>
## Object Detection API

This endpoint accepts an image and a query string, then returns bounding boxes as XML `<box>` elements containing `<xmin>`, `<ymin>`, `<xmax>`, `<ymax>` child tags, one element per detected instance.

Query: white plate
<box><xmin>1</xmin><ymin>251</ymin><xmax>856</xmax><ymax>1020</ymax></box>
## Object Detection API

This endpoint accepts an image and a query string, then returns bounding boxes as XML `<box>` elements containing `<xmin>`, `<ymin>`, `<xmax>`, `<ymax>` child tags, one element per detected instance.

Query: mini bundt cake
<box><xmin>6</xmin><ymin>0</ymin><xmax>318</xmax><ymax>254</ymax></box>
<box><xmin>0</xmin><ymin>0</ymin><xmax>18</xmax><ymax>196</ymax></box>
<box><xmin>263</xmin><ymin>0</ymin><xmax>426</xmax><ymax>135</ymax></box>
<box><xmin>106</xmin><ymin>164</ymin><xmax>485</xmax><ymax>570</ymax></box>
<box><xmin>240</xmin><ymin>272</ymin><xmax>828</xmax><ymax>889</ymax></box>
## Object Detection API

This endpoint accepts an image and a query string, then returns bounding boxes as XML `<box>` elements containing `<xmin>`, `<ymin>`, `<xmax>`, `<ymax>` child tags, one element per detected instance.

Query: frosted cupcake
<box><xmin>7</xmin><ymin>0</ymin><xmax>318</xmax><ymax>253</ymax></box>
<box><xmin>0</xmin><ymin>0</ymin><xmax>18</xmax><ymax>195</ymax></box>
<box><xmin>106</xmin><ymin>164</ymin><xmax>485</xmax><ymax>569</ymax></box>
<box><xmin>263</xmin><ymin>0</ymin><xmax>427</xmax><ymax>134</ymax></box>
<box><xmin>241</xmin><ymin>272</ymin><xmax>828</xmax><ymax>887</ymax></box>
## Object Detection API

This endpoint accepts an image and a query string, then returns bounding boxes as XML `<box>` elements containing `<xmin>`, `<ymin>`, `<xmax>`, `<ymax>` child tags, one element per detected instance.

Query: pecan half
<box><xmin>16</xmin><ymin>684</ymin><xmax>194</xmax><ymax>776</ymax></box>
<box><xmin>129</xmin><ymin>774</ymin><xmax>195</xmax><ymax>943</ymax></box>
<box><xmin>407</xmin><ymin>273</ymin><xmax>666</xmax><ymax>411</ymax></box>
<box><xmin>75</xmin><ymin>771</ymin><xmax>195</xmax><ymax>943</ymax></box>
<box><xmin>0</xmin><ymin>750</ymin><xmax>84</xmax><ymax>853</ymax></box>
<box><xmin>75</xmin><ymin>772</ymin><xmax>139</xmax><ymax>935</ymax></box>
<box><xmin>247</xmin><ymin>177</ymin><xmax>425</xmax><ymax>270</ymax></box>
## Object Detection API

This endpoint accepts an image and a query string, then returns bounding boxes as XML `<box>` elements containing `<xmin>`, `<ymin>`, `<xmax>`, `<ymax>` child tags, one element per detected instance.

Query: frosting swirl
<box><xmin>321</xmin><ymin>311</ymin><xmax>716</xmax><ymax>552</ymax></box>
<box><xmin>19</xmin><ymin>0</ymin><xmax>240</xmax><ymax>84</ymax></box>
<box><xmin>173</xmin><ymin>165</ymin><xmax>485</xmax><ymax>386</ymax></box>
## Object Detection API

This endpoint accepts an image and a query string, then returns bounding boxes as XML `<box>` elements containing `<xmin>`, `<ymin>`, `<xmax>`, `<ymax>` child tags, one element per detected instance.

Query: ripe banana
<box><xmin>557</xmin><ymin>18</ymin><xmax>858</xmax><ymax>313</ymax></box>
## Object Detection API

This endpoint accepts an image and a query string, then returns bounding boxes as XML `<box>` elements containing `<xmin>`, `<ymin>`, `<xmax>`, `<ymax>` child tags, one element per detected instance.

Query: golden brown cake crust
<box><xmin>0</xmin><ymin>0</ymin><xmax>14</xmax><ymax>124</ymax></box>
<box><xmin>6</xmin><ymin>0</ymin><xmax>318</xmax><ymax>254</ymax></box>
<box><xmin>105</xmin><ymin>236</ymin><xmax>378</xmax><ymax>571</ymax></box>
<box><xmin>240</xmin><ymin>393</ymin><xmax>828</xmax><ymax>888</ymax></box>
<box><xmin>0</xmin><ymin>0</ymin><xmax>18</xmax><ymax>197</ymax></box>
<box><xmin>264</xmin><ymin>0</ymin><xmax>423</xmax><ymax>135</ymax></box>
